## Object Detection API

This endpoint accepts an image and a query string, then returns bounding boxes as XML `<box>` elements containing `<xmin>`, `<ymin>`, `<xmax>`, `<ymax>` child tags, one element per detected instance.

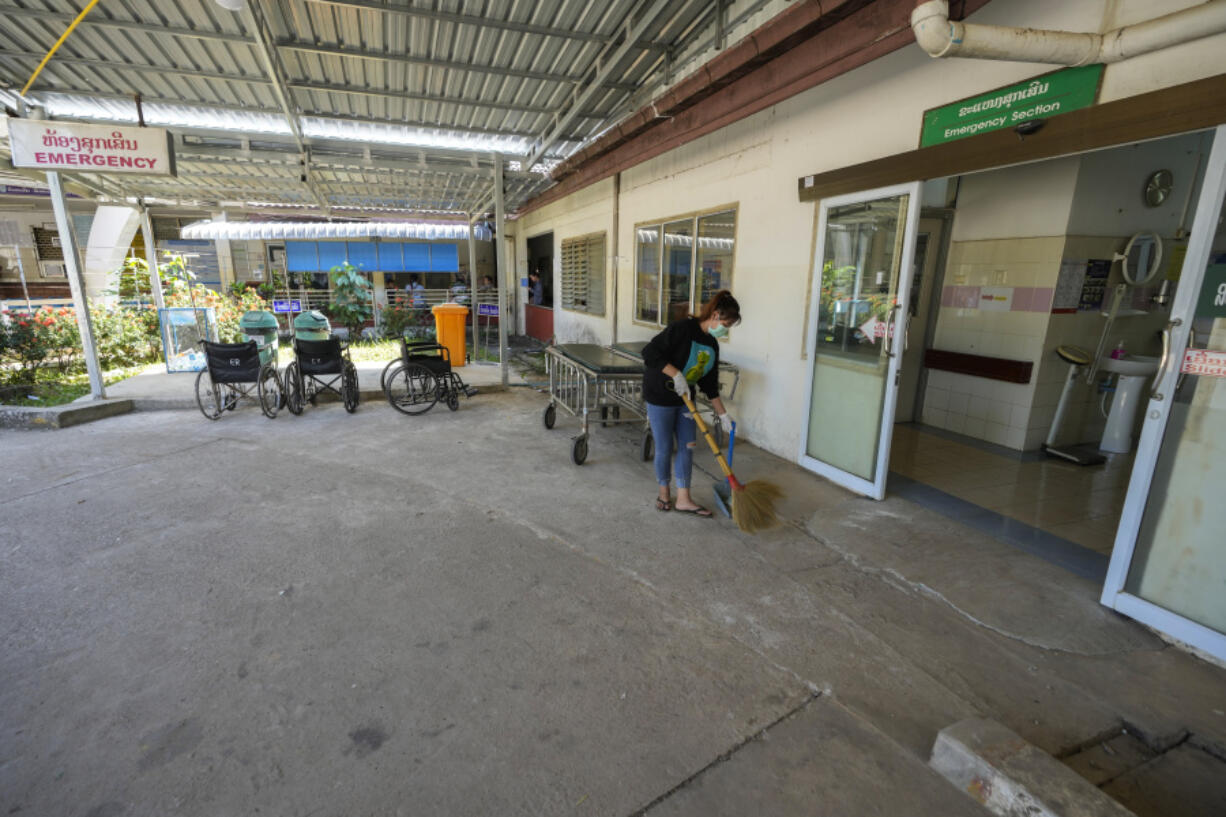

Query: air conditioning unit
<box><xmin>50</xmin><ymin>236</ymin><xmax>62</xmax><ymax>247</ymax></box>
<box><xmin>41</xmin><ymin>261</ymin><xmax>67</xmax><ymax>278</ymax></box>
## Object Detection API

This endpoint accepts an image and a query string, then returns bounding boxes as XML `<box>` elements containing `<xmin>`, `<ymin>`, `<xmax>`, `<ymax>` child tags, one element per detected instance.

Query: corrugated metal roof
<box><xmin>0</xmin><ymin>0</ymin><xmax>788</xmax><ymax>217</ymax></box>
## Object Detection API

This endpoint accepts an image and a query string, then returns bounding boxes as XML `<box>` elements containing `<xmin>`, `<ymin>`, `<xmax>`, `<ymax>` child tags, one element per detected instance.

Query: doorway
<box><xmin>525</xmin><ymin>231</ymin><xmax>553</xmax><ymax>342</ymax></box>
<box><xmin>896</xmin><ymin>213</ymin><xmax>949</xmax><ymax>422</ymax></box>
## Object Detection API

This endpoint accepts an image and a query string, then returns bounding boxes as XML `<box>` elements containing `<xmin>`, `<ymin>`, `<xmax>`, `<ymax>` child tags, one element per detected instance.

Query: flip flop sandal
<box><xmin>675</xmin><ymin>505</ymin><xmax>713</xmax><ymax>517</ymax></box>
<box><xmin>655</xmin><ymin>498</ymin><xmax>672</xmax><ymax>512</ymax></box>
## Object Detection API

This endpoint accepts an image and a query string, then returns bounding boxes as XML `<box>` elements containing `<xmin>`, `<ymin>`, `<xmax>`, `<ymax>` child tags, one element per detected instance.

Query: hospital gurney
<box><xmin>608</xmin><ymin>340</ymin><xmax>741</xmax><ymax>449</ymax></box>
<box><xmin>543</xmin><ymin>344</ymin><xmax>647</xmax><ymax>465</ymax></box>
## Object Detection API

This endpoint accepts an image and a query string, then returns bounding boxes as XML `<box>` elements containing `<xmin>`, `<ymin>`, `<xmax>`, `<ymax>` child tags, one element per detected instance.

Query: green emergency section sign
<box><xmin>1196</xmin><ymin>263</ymin><xmax>1226</xmax><ymax>319</ymax></box>
<box><xmin>920</xmin><ymin>65</ymin><xmax>1104</xmax><ymax>148</ymax></box>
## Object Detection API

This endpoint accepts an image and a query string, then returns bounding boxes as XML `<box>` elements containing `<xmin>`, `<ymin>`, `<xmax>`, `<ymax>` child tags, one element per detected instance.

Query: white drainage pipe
<box><xmin>911</xmin><ymin>0</ymin><xmax>1226</xmax><ymax>65</ymax></box>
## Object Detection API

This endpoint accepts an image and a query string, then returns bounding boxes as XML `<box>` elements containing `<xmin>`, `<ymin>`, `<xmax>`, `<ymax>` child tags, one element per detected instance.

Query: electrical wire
<box><xmin>20</xmin><ymin>0</ymin><xmax>101</xmax><ymax>97</ymax></box>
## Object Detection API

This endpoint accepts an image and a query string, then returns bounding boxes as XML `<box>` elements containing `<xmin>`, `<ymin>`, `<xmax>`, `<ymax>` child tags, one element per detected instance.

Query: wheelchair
<box><xmin>195</xmin><ymin>340</ymin><xmax>282</xmax><ymax>420</ymax></box>
<box><xmin>282</xmin><ymin>336</ymin><xmax>360</xmax><ymax>415</ymax></box>
<box><xmin>382</xmin><ymin>338</ymin><xmax>475</xmax><ymax>415</ymax></box>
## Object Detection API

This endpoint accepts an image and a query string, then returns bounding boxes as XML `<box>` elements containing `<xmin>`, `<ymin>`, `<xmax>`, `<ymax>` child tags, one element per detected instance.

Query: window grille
<box><xmin>560</xmin><ymin>233</ymin><xmax>606</xmax><ymax>315</ymax></box>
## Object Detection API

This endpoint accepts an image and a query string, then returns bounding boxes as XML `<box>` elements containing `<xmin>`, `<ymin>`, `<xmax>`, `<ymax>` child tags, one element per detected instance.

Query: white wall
<box><xmin>508</xmin><ymin>0</ymin><xmax>1226</xmax><ymax>462</ymax></box>
<box><xmin>515</xmin><ymin>178</ymin><xmax>617</xmax><ymax>345</ymax></box>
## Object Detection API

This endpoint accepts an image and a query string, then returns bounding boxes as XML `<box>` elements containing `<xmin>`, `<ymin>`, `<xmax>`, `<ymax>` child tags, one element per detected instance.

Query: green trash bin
<box><xmin>293</xmin><ymin>309</ymin><xmax>332</xmax><ymax>341</ymax></box>
<box><xmin>239</xmin><ymin>310</ymin><xmax>280</xmax><ymax>366</ymax></box>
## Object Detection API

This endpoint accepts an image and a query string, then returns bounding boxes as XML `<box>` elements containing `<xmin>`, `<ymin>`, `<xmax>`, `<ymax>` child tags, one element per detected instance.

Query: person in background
<box><xmin>528</xmin><ymin>271</ymin><xmax>543</xmax><ymax>305</ymax></box>
<box><xmin>479</xmin><ymin>275</ymin><xmax>494</xmax><ymax>291</ymax></box>
<box><xmin>406</xmin><ymin>273</ymin><xmax>425</xmax><ymax>307</ymax></box>
<box><xmin>641</xmin><ymin>289</ymin><xmax>739</xmax><ymax>516</ymax></box>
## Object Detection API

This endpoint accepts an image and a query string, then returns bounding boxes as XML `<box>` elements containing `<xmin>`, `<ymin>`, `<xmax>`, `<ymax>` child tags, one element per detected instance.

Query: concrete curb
<box><xmin>0</xmin><ymin>398</ymin><xmax>135</xmax><ymax>430</ymax></box>
<box><xmin>131</xmin><ymin>384</ymin><xmax>509</xmax><ymax>414</ymax></box>
<box><xmin>930</xmin><ymin>718</ymin><xmax>1136</xmax><ymax>817</ymax></box>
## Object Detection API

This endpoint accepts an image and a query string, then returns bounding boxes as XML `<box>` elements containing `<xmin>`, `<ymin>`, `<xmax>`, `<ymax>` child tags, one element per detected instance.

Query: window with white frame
<box><xmin>559</xmin><ymin>232</ymin><xmax>606</xmax><ymax>314</ymax></box>
<box><xmin>634</xmin><ymin>208</ymin><xmax>736</xmax><ymax>326</ymax></box>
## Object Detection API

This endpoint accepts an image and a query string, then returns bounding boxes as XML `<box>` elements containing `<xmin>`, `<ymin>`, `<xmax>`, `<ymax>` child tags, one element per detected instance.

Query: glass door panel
<box><xmin>1103</xmin><ymin>125</ymin><xmax>1226</xmax><ymax>661</ymax></box>
<box><xmin>663</xmin><ymin>218</ymin><xmax>694</xmax><ymax>324</ymax></box>
<box><xmin>801</xmin><ymin>183</ymin><xmax>921</xmax><ymax>499</ymax></box>
<box><xmin>635</xmin><ymin>225</ymin><xmax>660</xmax><ymax>323</ymax></box>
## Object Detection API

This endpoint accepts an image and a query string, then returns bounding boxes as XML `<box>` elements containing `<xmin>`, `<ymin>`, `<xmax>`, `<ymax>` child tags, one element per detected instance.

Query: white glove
<box><xmin>671</xmin><ymin>371</ymin><xmax>689</xmax><ymax>396</ymax></box>
<box><xmin>718</xmin><ymin>412</ymin><xmax>732</xmax><ymax>430</ymax></box>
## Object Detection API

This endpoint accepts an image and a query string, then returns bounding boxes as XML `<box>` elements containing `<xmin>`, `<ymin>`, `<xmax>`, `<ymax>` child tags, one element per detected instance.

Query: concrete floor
<box><xmin>3</xmin><ymin>384</ymin><xmax>1225</xmax><ymax>816</ymax></box>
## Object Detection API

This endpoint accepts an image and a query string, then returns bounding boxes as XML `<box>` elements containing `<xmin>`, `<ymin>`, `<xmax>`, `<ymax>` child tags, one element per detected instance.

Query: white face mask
<box><xmin>708</xmin><ymin>322</ymin><xmax>729</xmax><ymax>339</ymax></box>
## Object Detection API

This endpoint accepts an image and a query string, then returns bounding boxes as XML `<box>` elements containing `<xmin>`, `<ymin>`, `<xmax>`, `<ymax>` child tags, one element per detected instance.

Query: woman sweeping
<box><xmin>641</xmin><ymin>289</ymin><xmax>740</xmax><ymax>516</ymax></box>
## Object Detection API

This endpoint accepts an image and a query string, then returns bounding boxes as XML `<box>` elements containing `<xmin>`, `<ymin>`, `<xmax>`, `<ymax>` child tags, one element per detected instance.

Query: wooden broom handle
<box><xmin>678</xmin><ymin>390</ymin><xmax>735</xmax><ymax>480</ymax></box>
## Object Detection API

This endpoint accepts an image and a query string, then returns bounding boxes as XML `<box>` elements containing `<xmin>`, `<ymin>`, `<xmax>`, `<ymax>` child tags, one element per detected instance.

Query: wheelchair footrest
<box><xmin>463</xmin><ymin>386</ymin><xmax>478</xmax><ymax>397</ymax></box>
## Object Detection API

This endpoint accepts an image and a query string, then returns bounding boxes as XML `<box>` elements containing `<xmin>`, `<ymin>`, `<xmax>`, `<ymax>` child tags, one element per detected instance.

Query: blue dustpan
<box><xmin>712</xmin><ymin>421</ymin><xmax>735</xmax><ymax>518</ymax></box>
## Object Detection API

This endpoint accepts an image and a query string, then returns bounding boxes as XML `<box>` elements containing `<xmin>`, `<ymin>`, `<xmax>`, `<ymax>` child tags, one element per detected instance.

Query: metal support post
<box><xmin>47</xmin><ymin>170</ymin><xmax>105</xmax><ymax>399</ymax></box>
<box><xmin>468</xmin><ymin>215</ymin><xmax>480</xmax><ymax>363</ymax></box>
<box><xmin>13</xmin><ymin>245</ymin><xmax>31</xmax><ymax>309</ymax></box>
<box><xmin>493</xmin><ymin>154</ymin><xmax>509</xmax><ymax>386</ymax></box>
<box><xmin>139</xmin><ymin>206</ymin><xmax>165</xmax><ymax>311</ymax></box>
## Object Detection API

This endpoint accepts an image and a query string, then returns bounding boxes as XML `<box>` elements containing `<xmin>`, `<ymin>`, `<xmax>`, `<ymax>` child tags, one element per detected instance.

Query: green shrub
<box><xmin>327</xmin><ymin>263</ymin><xmax>373</xmax><ymax>339</ymax></box>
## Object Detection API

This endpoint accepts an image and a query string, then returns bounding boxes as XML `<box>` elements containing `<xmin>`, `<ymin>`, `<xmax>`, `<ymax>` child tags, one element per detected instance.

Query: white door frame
<box><xmin>1100</xmin><ymin>124</ymin><xmax>1226</xmax><ymax>661</ymax></box>
<box><xmin>798</xmin><ymin>181</ymin><xmax>923</xmax><ymax>499</ymax></box>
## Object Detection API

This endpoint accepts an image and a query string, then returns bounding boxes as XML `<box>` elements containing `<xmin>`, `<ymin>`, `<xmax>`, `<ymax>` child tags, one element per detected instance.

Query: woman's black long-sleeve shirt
<box><xmin>641</xmin><ymin>317</ymin><xmax>720</xmax><ymax>407</ymax></box>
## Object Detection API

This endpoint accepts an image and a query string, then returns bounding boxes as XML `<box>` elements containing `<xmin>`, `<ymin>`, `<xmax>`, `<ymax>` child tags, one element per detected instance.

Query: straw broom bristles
<box><xmin>728</xmin><ymin>475</ymin><xmax>783</xmax><ymax>533</ymax></box>
<box><xmin>678</xmin><ymin>391</ymin><xmax>783</xmax><ymax>534</ymax></box>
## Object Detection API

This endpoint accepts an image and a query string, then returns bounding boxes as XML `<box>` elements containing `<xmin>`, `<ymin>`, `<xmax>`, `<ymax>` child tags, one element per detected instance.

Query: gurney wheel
<box><xmin>543</xmin><ymin>404</ymin><xmax>556</xmax><ymax>429</ymax></box>
<box><xmin>641</xmin><ymin>429</ymin><xmax>653</xmax><ymax>461</ymax></box>
<box><xmin>571</xmin><ymin>435</ymin><xmax>588</xmax><ymax>465</ymax></box>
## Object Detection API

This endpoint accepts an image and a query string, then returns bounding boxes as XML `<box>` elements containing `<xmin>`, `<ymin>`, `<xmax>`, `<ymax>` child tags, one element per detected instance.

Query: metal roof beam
<box><xmin>21</xmin><ymin>87</ymin><xmax>577</xmax><ymax>152</ymax></box>
<box><xmin>524</xmin><ymin>0</ymin><xmax>680</xmax><ymax>173</ymax></box>
<box><xmin>0</xmin><ymin>5</ymin><xmax>253</xmax><ymax>46</ymax></box>
<box><xmin>238</xmin><ymin>1</ymin><xmax>332</xmax><ymax>215</ymax></box>
<box><xmin>174</xmin><ymin>138</ymin><xmax>537</xmax><ymax>174</ymax></box>
<box><xmin>287</xmin><ymin>80</ymin><xmax>584</xmax><ymax>119</ymax></box>
<box><xmin>0</xmin><ymin>49</ymin><xmax>273</xmax><ymax>87</ymax></box>
<box><xmin>180</xmin><ymin>151</ymin><xmax>536</xmax><ymax>181</ymax></box>
<box><xmin>304</xmin><ymin>0</ymin><xmax>608</xmax><ymax>44</ymax></box>
<box><xmin>275</xmin><ymin>41</ymin><xmax>638</xmax><ymax>92</ymax></box>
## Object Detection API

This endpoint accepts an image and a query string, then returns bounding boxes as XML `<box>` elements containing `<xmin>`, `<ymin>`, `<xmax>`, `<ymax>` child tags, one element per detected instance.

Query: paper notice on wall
<box><xmin>979</xmin><ymin>286</ymin><xmax>1013</xmax><ymax>311</ymax></box>
<box><xmin>1053</xmin><ymin>260</ymin><xmax>1086</xmax><ymax>313</ymax></box>
<box><xmin>1078</xmin><ymin>259</ymin><xmax>1112</xmax><ymax>312</ymax></box>
<box><xmin>1181</xmin><ymin>348</ymin><xmax>1226</xmax><ymax>378</ymax></box>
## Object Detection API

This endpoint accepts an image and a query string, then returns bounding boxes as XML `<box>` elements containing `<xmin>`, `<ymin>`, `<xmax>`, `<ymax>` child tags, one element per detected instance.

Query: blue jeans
<box><xmin>646</xmin><ymin>402</ymin><xmax>696</xmax><ymax>489</ymax></box>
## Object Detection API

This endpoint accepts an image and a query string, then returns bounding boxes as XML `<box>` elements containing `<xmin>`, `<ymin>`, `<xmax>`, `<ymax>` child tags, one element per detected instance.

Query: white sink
<box><xmin>1098</xmin><ymin>354</ymin><xmax>1159</xmax><ymax>377</ymax></box>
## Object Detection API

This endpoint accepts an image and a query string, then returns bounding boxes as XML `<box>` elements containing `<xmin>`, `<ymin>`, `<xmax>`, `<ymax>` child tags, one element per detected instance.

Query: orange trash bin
<box><xmin>431</xmin><ymin>303</ymin><xmax>468</xmax><ymax>367</ymax></box>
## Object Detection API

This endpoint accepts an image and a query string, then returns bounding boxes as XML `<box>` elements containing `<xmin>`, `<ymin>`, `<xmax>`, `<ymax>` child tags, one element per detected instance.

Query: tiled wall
<box><xmin>921</xmin><ymin>236</ymin><xmax>1066</xmax><ymax>449</ymax></box>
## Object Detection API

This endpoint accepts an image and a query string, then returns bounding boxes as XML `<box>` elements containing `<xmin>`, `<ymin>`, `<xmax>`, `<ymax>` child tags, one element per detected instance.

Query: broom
<box><xmin>676</xmin><ymin>389</ymin><xmax>782</xmax><ymax>533</ymax></box>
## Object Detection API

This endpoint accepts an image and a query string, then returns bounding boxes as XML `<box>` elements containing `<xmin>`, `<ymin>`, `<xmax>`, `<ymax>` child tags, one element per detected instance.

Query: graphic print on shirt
<box><xmin>683</xmin><ymin>341</ymin><xmax>715</xmax><ymax>383</ymax></box>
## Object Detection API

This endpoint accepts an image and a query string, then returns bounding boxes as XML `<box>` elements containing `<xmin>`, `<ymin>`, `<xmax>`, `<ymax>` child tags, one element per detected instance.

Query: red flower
<box><xmin>17</xmin><ymin>320</ymin><xmax>28</xmax><ymax>327</ymax></box>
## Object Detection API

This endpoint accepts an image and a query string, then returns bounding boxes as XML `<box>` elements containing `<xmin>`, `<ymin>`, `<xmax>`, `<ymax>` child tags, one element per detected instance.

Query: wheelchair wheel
<box><xmin>223</xmin><ymin>388</ymin><xmax>239</xmax><ymax>411</ymax></box>
<box><xmin>284</xmin><ymin>362</ymin><xmax>304</xmax><ymax>415</ymax></box>
<box><xmin>446</xmin><ymin>389</ymin><xmax>459</xmax><ymax>411</ymax></box>
<box><xmin>379</xmin><ymin>358</ymin><xmax>401</xmax><ymax>392</ymax></box>
<box><xmin>342</xmin><ymin>361</ymin><xmax>360</xmax><ymax>413</ymax></box>
<box><xmin>258</xmin><ymin>365</ymin><xmax>281</xmax><ymax>419</ymax></box>
<box><xmin>543</xmin><ymin>403</ymin><xmax>556</xmax><ymax>429</ymax></box>
<box><xmin>641</xmin><ymin>428</ymin><xmax>654</xmax><ymax>461</ymax></box>
<box><xmin>195</xmin><ymin>370</ymin><xmax>223</xmax><ymax>420</ymax></box>
<box><xmin>386</xmin><ymin>362</ymin><xmax>438</xmax><ymax>415</ymax></box>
